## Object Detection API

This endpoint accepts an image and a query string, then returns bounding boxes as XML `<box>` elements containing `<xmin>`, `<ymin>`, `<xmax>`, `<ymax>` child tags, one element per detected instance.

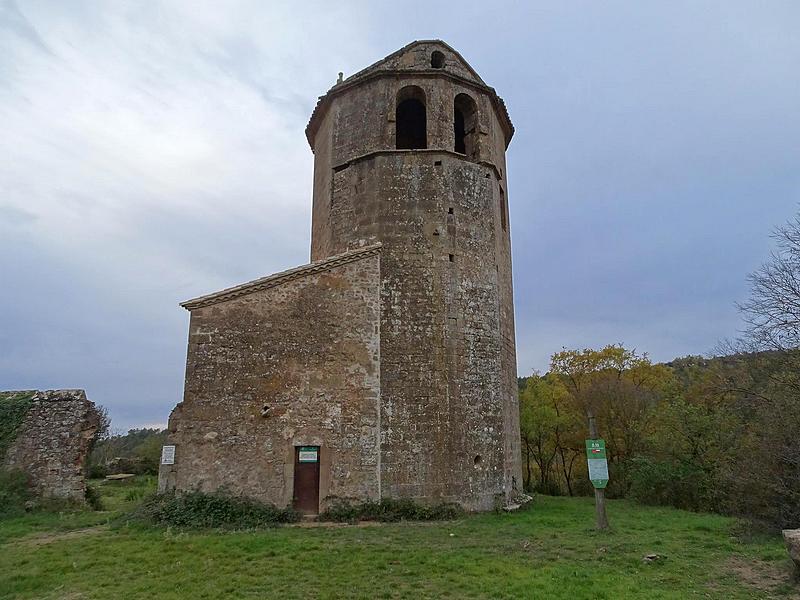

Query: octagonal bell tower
<box><xmin>306</xmin><ymin>40</ymin><xmax>521</xmax><ymax>510</ymax></box>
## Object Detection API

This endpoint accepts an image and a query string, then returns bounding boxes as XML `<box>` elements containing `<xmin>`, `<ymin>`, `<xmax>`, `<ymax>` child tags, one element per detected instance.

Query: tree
<box><xmin>519</xmin><ymin>374</ymin><xmax>567</xmax><ymax>493</ymax></box>
<box><xmin>738</xmin><ymin>214</ymin><xmax>800</xmax><ymax>352</ymax></box>
<box><xmin>548</xmin><ymin>345</ymin><xmax>674</xmax><ymax>529</ymax></box>
<box><xmin>551</xmin><ymin>345</ymin><xmax>672</xmax><ymax>468</ymax></box>
<box><xmin>717</xmin><ymin>211</ymin><xmax>800</xmax><ymax>529</ymax></box>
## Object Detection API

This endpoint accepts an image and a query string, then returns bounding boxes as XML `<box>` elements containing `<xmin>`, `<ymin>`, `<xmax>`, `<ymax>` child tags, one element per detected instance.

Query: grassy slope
<box><xmin>0</xmin><ymin>479</ymin><xmax>795</xmax><ymax>600</ymax></box>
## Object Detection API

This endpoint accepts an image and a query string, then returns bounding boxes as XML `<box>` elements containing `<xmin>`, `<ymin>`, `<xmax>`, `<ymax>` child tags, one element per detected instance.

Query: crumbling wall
<box><xmin>2</xmin><ymin>389</ymin><xmax>101</xmax><ymax>501</ymax></box>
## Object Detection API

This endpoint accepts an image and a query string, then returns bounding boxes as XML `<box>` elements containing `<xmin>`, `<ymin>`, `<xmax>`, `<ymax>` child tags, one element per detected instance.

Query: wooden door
<box><xmin>293</xmin><ymin>446</ymin><xmax>320</xmax><ymax>514</ymax></box>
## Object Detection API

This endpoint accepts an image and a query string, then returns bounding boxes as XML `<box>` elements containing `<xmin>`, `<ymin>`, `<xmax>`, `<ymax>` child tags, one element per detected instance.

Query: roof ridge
<box><xmin>181</xmin><ymin>244</ymin><xmax>382</xmax><ymax>311</ymax></box>
<box><xmin>341</xmin><ymin>40</ymin><xmax>485</xmax><ymax>87</ymax></box>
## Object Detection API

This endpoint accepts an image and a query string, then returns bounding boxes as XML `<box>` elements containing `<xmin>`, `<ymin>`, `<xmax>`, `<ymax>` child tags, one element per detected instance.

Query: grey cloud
<box><xmin>2</xmin><ymin>1</ymin><xmax>799</xmax><ymax>428</ymax></box>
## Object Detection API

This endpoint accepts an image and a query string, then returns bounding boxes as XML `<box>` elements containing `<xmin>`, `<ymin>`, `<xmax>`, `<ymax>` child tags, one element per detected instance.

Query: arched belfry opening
<box><xmin>454</xmin><ymin>93</ymin><xmax>478</xmax><ymax>159</ymax></box>
<box><xmin>396</xmin><ymin>86</ymin><xmax>427</xmax><ymax>150</ymax></box>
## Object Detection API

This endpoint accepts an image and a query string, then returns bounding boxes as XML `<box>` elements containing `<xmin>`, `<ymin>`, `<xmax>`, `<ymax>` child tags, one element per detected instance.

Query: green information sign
<box><xmin>585</xmin><ymin>439</ymin><xmax>609</xmax><ymax>489</ymax></box>
<box><xmin>298</xmin><ymin>446</ymin><xmax>319</xmax><ymax>463</ymax></box>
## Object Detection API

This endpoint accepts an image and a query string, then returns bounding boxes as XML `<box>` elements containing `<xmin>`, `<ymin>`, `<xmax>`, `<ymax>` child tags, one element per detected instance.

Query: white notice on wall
<box><xmin>298</xmin><ymin>448</ymin><xmax>318</xmax><ymax>463</ymax></box>
<box><xmin>161</xmin><ymin>445</ymin><xmax>176</xmax><ymax>465</ymax></box>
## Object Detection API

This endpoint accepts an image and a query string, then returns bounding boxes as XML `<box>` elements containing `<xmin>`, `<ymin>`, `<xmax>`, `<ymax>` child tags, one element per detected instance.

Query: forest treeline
<box><xmin>518</xmin><ymin>213</ymin><xmax>800</xmax><ymax>532</ymax></box>
<box><xmin>518</xmin><ymin>347</ymin><xmax>799</xmax><ymax>531</ymax></box>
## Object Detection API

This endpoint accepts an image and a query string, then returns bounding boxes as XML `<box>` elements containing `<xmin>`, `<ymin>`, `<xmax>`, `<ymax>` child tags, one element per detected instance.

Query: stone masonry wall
<box><xmin>2</xmin><ymin>389</ymin><xmax>100</xmax><ymax>501</ymax></box>
<box><xmin>307</xmin><ymin>41</ymin><xmax>522</xmax><ymax>510</ymax></box>
<box><xmin>165</xmin><ymin>41</ymin><xmax>521</xmax><ymax>512</ymax></box>
<box><xmin>160</xmin><ymin>249</ymin><xmax>382</xmax><ymax>510</ymax></box>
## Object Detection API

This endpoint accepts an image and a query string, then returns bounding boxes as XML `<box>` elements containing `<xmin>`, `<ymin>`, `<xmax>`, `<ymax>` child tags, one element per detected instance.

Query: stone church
<box><xmin>159</xmin><ymin>40</ymin><xmax>522</xmax><ymax>513</ymax></box>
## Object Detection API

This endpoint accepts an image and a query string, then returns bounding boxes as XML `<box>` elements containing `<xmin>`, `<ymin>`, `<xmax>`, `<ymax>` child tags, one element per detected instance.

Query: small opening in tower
<box><xmin>434</xmin><ymin>160</ymin><xmax>442</xmax><ymax>166</ymax></box>
<box><xmin>474</xmin><ymin>455</ymin><xmax>482</xmax><ymax>466</ymax></box>
<box><xmin>431</xmin><ymin>51</ymin><xmax>445</xmax><ymax>68</ymax></box>
<box><xmin>454</xmin><ymin>109</ymin><xmax>465</xmax><ymax>154</ymax></box>
<box><xmin>448</xmin><ymin>207</ymin><xmax>454</xmax><ymax>214</ymax></box>
<box><xmin>396</xmin><ymin>86</ymin><xmax>427</xmax><ymax>150</ymax></box>
<box><xmin>500</xmin><ymin>187</ymin><xmax>507</xmax><ymax>232</ymax></box>
<box><xmin>454</xmin><ymin>93</ymin><xmax>478</xmax><ymax>158</ymax></box>
<box><xmin>449</xmin><ymin>254</ymin><xmax>455</xmax><ymax>262</ymax></box>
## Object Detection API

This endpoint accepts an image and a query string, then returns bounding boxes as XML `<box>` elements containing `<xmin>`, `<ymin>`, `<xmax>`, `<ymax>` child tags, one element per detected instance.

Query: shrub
<box><xmin>604</xmin><ymin>461</ymin><xmax>634</xmax><ymax>499</ymax></box>
<box><xmin>36</xmin><ymin>496</ymin><xmax>86</xmax><ymax>513</ymax></box>
<box><xmin>87</xmin><ymin>463</ymin><xmax>109</xmax><ymax>479</ymax></box>
<box><xmin>533</xmin><ymin>479</ymin><xmax>562</xmax><ymax>497</ymax></box>
<box><xmin>628</xmin><ymin>457</ymin><xmax>718</xmax><ymax>512</ymax></box>
<box><xmin>129</xmin><ymin>490</ymin><xmax>301</xmax><ymax>529</ymax></box>
<box><xmin>85</xmin><ymin>484</ymin><xmax>103</xmax><ymax>511</ymax></box>
<box><xmin>319</xmin><ymin>497</ymin><xmax>464</xmax><ymax>523</ymax></box>
<box><xmin>125</xmin><ymin>487</ymin><xmax>148</xmax><ymax>503</ymax></box>
<box><xmin>0</xmin><ymin>469</ymin><xmax>32</xmax><ymax>517</ymax></box>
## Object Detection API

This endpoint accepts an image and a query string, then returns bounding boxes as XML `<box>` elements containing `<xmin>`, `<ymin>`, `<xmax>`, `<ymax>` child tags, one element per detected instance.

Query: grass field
<box><xmin>0</xmin><ymin>477</ymin><xmax>796</xmax><ymax>599</ymax></box>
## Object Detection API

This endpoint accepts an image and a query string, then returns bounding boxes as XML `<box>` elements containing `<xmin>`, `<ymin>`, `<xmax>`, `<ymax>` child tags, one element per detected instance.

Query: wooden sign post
<box><xmin>587</xmin><ymin>414</ymin><xmax>610</xmax><ymax>530</ymax></box>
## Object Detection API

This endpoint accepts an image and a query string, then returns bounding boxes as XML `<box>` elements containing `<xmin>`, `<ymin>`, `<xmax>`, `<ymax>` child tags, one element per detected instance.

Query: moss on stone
<box><xmin>0</xmin><ymin>391</ymin><xmax>35</xmax><ymax>459</ymax></box>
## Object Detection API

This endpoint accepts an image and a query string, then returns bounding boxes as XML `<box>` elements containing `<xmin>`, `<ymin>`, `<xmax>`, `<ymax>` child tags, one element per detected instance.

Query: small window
<box><xmin>396</xmin><ymin>86</ymin><xmax>427</xmax><ymax>150</ymax></box>
<box><xmin>431</xmin><ymin>51</ymin><xmax>445</xmax><ymax>68</ymax></box>
<box><xmin>448</xmin><ymin>207</ymin><xmax>454</xmax><ymax>214</ymax></box>
<box><xmin>449</xmin><ymin>254</ymin><xmax>455</xmax><ymax>262</ymax></box>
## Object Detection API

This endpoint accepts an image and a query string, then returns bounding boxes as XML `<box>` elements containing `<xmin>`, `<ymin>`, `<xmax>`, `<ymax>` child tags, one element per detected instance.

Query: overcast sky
<box><xmin>2</xmin><ymin>1</ymin><xmax>798</xmax><ymax>430</ymax></box>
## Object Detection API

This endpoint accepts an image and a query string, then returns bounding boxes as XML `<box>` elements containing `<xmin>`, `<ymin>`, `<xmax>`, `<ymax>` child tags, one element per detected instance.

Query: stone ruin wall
<box><xmin>2</xmin><ymin>389</ymin><xmax>101</xmax><ymax>501</ymax></box>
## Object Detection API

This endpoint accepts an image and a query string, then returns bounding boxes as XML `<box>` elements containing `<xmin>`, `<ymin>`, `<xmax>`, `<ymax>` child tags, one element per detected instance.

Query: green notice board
<box><xmin>585</xmin><ymin>439</ymin><xmax>609</xmax><ymax>489</ymax></box>
<box><xmin>298</xmin><ymin>447</ymin><xmax>319</xmax><ymax>463</ymax></box>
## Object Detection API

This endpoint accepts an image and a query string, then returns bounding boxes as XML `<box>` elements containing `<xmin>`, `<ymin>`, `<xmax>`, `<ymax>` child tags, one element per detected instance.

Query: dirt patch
<box><xmin>727</xmin><ymin>556</ymin><xmax>799</xmax><ymax>598</ymax></box>
<box><xmin>13</xmin><ymin>526</ymin><xmax>109</xmax><ymax>547</ymax></box>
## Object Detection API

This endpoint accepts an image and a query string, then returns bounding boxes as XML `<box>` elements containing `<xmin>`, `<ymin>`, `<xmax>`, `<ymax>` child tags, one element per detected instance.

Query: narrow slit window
<box><xmin>500</xmin><ymin>187</ymin><xmax>507</xmax><ymax>232</ymax></box>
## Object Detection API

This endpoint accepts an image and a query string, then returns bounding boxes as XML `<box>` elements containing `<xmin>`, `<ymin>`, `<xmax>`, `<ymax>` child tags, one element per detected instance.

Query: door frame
<box><xmin>292</xmin><ymin>445</ymin><xmax>321</xmax><ymax>514</ymax></box>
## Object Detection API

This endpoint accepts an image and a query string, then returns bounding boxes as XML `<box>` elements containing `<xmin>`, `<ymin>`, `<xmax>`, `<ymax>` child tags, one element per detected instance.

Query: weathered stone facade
<box><xmin>2</xmin><ymin>389</ymin><xmax>101</xmax><ymax>501</ymax></box>
<box><xmin>160</xmin><ymin>247</ymin><xmax>382</xmax><ymax>505</ymax></box>
<box><xmin>161</xmin><ymin>40</ymin><xmax>522</xmax><ymax>512</ymax></box>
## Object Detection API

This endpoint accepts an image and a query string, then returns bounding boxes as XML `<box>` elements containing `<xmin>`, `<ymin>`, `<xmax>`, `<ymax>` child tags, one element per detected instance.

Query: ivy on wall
<box><xmin>0</xmin><ymin>391</ymin><xmax>35</xmax><ymax>459</ymax></box>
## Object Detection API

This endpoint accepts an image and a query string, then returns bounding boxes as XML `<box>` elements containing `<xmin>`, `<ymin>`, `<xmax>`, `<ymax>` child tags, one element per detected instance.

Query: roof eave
<box><xmin>181</xmin><ymin>244</ymin><xmax>382</xmax><ymax>311</ymax></box>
